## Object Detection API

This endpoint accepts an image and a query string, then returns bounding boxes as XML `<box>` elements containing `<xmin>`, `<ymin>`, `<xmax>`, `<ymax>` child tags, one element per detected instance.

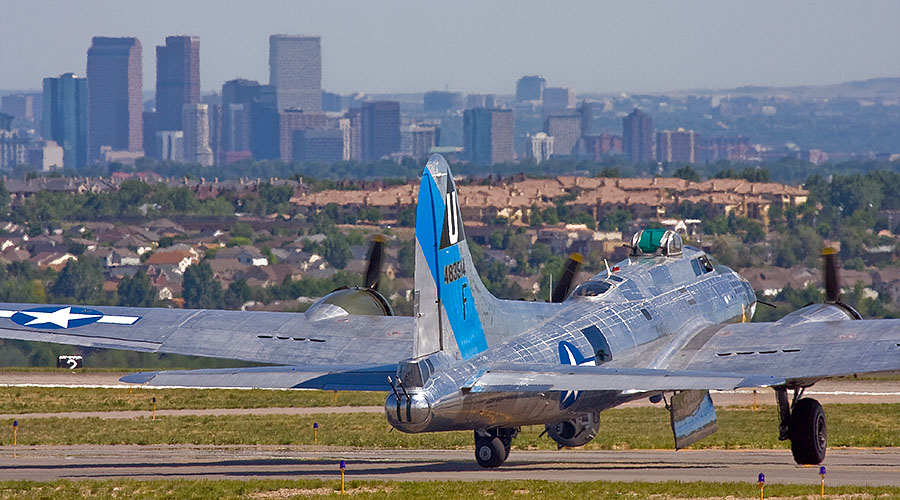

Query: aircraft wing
<box><xmin>0</xmin><ymin>303</ymin><xmax>413</xmax><ymax>366</ymax></box>
<box><xmin>120</xmin><ymin>364</ymin><xmax>397</xmax><ymax>391</ymax></box>
<box><xmin>463</xmin><ymin>364</ymin><xmax>782</xmax><ymax>393</ymax></box>
<box><xmin>666</xmin><ymin>318</ymin><xmax>900</xmax><ymax>384</ymax></box>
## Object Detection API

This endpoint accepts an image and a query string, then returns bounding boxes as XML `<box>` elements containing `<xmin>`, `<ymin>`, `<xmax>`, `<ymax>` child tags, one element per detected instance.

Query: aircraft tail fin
<box><xmin>414</xmin><ymin>155</ymin><xmax>494</xmax><ymax>360</ymax></box>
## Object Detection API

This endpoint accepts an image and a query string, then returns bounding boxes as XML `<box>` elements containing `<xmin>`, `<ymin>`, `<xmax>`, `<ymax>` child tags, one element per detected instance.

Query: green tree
<box><xmin>672</xmin><ymin>165</ymin><xmax>700</xmax><ymax>182</ymax></box>
<box><xmin>183</xmin><ymin>261</ymin><xmax>223</xmax><ymax>309</ymax></box>
<box><xmin>117</xmin><ymin>269</ymin><xmax>155</xmax><ymax>307</ymax></box>
<box><xmin>230</xmin><ymin>221</ymin><xmax>254</xmax><ymax>239</ymax></box>
<box><xmin>322</xmin><ymin>234</ymin><xmax>352</xmax><ymax>269</ymax></box>
<box><xmin>51</xmin><ymin>257</ymin><xmax>104</xmax><ymax>304</ymax></box>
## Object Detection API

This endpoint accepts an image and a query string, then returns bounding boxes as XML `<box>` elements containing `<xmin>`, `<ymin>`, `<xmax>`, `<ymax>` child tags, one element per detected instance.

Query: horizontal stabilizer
<box><xmin>120</xmin><ymin>364</ymin><xmax>397</xmax><ymax>391</ymax></box>
<box><xmin>463</xmin><ymin>364</ymin><xmax>783</xmax><ymax>393</ymax></box>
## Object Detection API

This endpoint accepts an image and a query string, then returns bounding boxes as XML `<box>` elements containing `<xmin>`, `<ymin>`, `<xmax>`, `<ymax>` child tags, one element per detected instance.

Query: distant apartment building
<box><xmin>657</xmin><ymin>128</ymin><xmax>700</xmax><ymax>164</ymax></box>
<box><xmin>706</xmin><ymin>136</ymin><xmax>754</xmax><ymax>162</ymax></box>
<box><xmin>360</xmin><ymin>101</ymin><xmax>400</xmax><ymax>161</ymax></box>
<box><xmin>463</xmin><ymin>108</ymin><xmax>515</xmax><ymax>165</ymax></box>
<box><xmin>1</xmin><ymin>94</ymin><xmax>38</xmax><ymax>121</ymax></box>
<box><xmin>622</xmin><ymin>108</ymin><xmax>653</xmax><ymax>165</ymax></box>
<box><xmin>516</xmin><ymin>76</ymin><xmax>545</xmax><ymax>102</ymax></box>
<box><xmin>278</xmin><ymin>109</ymin><xmax>327</xmax><ymax>162</ymax></box>
<box><xmin>543</xmin><ymin>87</ymin><xmax>575</xmax><ymax>113</ymax></box>
<box><xmin>0</xmin><ymin>131</ymin><xmax>28</xmax><ymax>169</ymax></box>
<box><xmin>87</xmin><ymin>37</ymin><xmax>143</xmax><ymax>163</ymax></box>
<box><xmin>400</xmin><ymin>124</ymin><xmax>439</xmax><ymax>160</ymax></box>
<box><xmin>0</xmin><ymin>113</ymin><xmax>12</xmax><ymax>131</ymax></box>
<box><xmin>423</xmin><ymin>91</ymin><xmax>463</xmax><ymax>113</ymax></box>
<box><xmin>581</xmin><ymin>133</ymin><xmax>623</xmax><ymax>161</ymax></box>
<box><xmin>41</xmin><ymin>73</ymin><xmax>88</xmax><ymax>168</ymax></box>
<box><xmin>156</xmin><ymin>130</ymin><xmax>184</xmax><ymax>162</ymax></box>
<box><xmin>269</xmin><ymin>35</ymin><xmax>321</xmax><ymax>112</ymax></box>
<box><xmin>156</xmin><ymin>36</ymin><xmax>201</xmax><ymax>132</ymax></box>
<box><xmin>345</xmin><ymin>108</ymin><xmax>363</xmax><ymax>161</ymax></box>
<box><xmin>292</xmin><ymin>129</ymin><xmax>344</xmax><ymax>163</ymax></box>
<box><xmin>526</xmin><ymin>132</ymin><xmax>554</xmax><ymax>163</ymax></box>
<box><xmin>27</xmin><ymin>140</ymin><xmax>64</xmax><ymax>170</ymax></box>
<box><xmin>544</xmin><ymin>114</ymin><xmax>581</xmax><ymax>156</ymax></box>
<box><xmin>221</xmin><ymin>79</ymin><xmax>261</xmax><ymax>160</ymax></box>
<box><xmin>182</xmin><ymin>103</ymin><xmax>213</xmax><ymax>166</ymax></box>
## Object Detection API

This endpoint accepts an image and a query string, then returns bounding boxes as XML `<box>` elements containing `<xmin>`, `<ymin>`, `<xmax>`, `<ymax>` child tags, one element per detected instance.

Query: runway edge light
<box><xmin>820</xmin><ymin>466</ymin><xmax>826</xmax><ymax>498</ymax></box>
<box><xmin>340</xmin><ymin>460</ymin><xmax>346</xmax><ymax>494</ymax></box>
<box><xmin>758</xmin><ymin>473</ymin><xmax>765</xmax><ymax>500</ymax></box>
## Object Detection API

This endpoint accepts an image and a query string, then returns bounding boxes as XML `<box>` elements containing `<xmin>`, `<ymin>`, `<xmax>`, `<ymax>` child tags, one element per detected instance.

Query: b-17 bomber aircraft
<box><xmin>1</xmin><ymin>154</ymin><xmax>899</xmax><ymax>468</ymax></box>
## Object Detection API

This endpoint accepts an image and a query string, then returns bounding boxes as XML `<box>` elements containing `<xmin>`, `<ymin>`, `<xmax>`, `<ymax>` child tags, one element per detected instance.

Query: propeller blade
<box><xmin>551</xmin><ymin>253</ymin><xmax>583</xmax><ymax>303</ymax></box>
<box><xmin>364</xmin><ymin>235</ymin><xmax>386</xmax><ymax>291</ymax></box>
<box><xmin>822</xmin><ymin>247</ymin><xmax>840</xmax><ymax>303</ymax></box>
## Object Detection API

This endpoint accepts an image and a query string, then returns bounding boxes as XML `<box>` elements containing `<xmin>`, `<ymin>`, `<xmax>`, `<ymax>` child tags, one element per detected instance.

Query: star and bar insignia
<box><xmin>0</xmin><ymin>306</ymin><xmax>141</xmax><ymax>330</ymax></box>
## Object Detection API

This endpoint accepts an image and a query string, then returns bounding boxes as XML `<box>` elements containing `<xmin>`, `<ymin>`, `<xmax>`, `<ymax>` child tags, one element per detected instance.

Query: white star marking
<box><xmin>20</xmin><ymin>307</ymin><xmax>101</xmax><ymax>328</ymax></box>
<box><xmin>561</xmin><ymin>344</ymin><xmax>595</xmax><ymax>405</ymax></box>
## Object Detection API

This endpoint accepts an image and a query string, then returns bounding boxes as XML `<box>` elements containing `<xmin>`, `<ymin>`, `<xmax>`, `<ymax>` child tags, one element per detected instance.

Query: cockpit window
<box><xmin>698</xmin><ymin>255</ymin><xmax>714</xmax><ymax>273</ymax></box>
<box><xmin>573</xmin><ymin>280</ymin><xmax>613</xmax><ymax>297</ymax></box>
<box><xmin>608</xmin><ymin>275</ymin><xmax>625</xmax><ymax>282</ymax></box>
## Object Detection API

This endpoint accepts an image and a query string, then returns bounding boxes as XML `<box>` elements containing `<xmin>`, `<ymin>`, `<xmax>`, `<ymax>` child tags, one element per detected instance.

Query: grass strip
<box><xmin>0</xmin><ymin>387</ymin><xmax>383</xmax><ymax>413</ymax></box>
<box><xmin>1</xmin><ymin>478</ymin><xmax>899</xmax><ymax>499</ymax></box>
<box><xmin>1</xmin><ymin>404</ymin><xmax>898</xmax><ymax>449</ymax></box>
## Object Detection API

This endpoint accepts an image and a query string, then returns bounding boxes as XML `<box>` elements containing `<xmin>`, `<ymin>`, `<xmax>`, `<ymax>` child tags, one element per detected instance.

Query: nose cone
<box><xmin>385</xmin><ymin>390</ymin><xmax>432</xmax><ymax>433</ymax></box>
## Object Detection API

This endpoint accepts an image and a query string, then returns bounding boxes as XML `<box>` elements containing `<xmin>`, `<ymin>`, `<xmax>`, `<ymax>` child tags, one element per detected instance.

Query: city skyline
<box><xmin>2</xmin><ymin>1</ymin><xmax>899</xmax><ymax>95</ymax></box>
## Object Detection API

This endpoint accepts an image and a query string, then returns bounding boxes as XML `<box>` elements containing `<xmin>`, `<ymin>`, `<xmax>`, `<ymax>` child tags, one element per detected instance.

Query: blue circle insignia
<box><xmin>11</xmin><ymin>306</ymin><xmax>104</xmax><ymax>330</ymax></box>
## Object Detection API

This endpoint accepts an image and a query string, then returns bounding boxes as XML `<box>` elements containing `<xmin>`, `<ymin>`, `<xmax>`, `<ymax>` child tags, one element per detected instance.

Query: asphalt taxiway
<box><xmin>0</xmin><ymin>446</ymin><xmax>897</xmax><ymax>486</ymax></box>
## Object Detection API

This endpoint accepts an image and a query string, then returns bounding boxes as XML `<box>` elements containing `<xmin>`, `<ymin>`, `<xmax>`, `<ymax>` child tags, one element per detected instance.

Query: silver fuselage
<box><xmin>386</xmin><ymin>246</ymin><xmax>756</xmax><ymax>432</ymax></box>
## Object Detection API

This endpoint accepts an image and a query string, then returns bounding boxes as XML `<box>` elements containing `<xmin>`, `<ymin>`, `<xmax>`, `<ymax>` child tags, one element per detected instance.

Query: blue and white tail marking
<box><xmin>414</xmin><ymin>155</ymin><xmax>487</xmax><ymax>360</ymax></box>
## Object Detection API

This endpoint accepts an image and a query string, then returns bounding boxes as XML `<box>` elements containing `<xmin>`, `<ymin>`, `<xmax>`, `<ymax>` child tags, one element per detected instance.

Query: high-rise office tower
<box><xmin>249</xmin><ymin>85</ymin><xmax>280</xmax><ymax>160</ymax></box>
<box><xmin>463</xmin><ymin>108</ymin><xmax>515</xmax><ymax>165</ymax></box>
<box><xmin>544</xmin><ymin>114</ymin><xmax>581</xmax><ymax>156</ymax></box>
<box><xmin>182</xmin><ymin>103</ymin><xmax>213</xmax><ymax>166</ymax></box>
<box><xmin>578</xmin><ymin>101</ymin><xmax>595</xmax><ymax>136</ymax></box>
<box><xmin>87</xmin><ymin>37</ymin><xmax>142</xmax><ymax>162</ymax></box>
<box><xmin>293</xmin><ymin>129</ymin><xmax>344</xmax><ymax>163</ymax></box>
<box><xmin>1</xmin><ymin>94</ymin><xmax>37</xmax><ymax>121</ymax></box>
<box><xmin>516</xmin><ymin>76</ymin><xmax>545</xmax><ymax>102</ymax></box>
<box><xmin>156</xmin><ymin>36</ymin><xmax>200</xmax><ymax>132</ymax></box>
<box><xmin>221</xmin><ymin>79</ymin><xmax>261</xmax><ymax>157</ymax></box>
<box><xmin>41</xmin><ymin>73</ymin><xmax>88</xmax><ymax>168</ymax></box>
<box><xmin>622</xmin><ymin>108</ymin><xmax>653</xmax><ymax>165</ymax></box>
<box><xmin>360</xmin><ymin>101</ymin><xmax>400</xmax><ymax>161</ymax></box>
<box><xmin>269</xmin><ymin>35</ymin><xmax>321</xmax><ymax>112</ymax></box>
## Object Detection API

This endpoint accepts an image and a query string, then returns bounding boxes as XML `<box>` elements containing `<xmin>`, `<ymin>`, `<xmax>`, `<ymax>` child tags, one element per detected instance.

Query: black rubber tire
<box><xmin>500</xmin><ymin>435</ymin><xmax>512</xmax><ymax>458</ymax></box>
<box><xmin>475</xmin><ymin>436</ymin><xmax>507</xmax><ymax>468</ymax></box>
<box><xmin>790</xmin><ymin>398</ymin><xmax>827</xmax><ymax>465</ymax></box>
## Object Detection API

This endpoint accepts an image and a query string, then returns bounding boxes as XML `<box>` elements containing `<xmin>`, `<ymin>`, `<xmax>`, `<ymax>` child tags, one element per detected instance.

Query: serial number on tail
<box><xmin>444</xmin><ymin>260</ymin><xmax>466</xmax><ymax>284</ymax></box>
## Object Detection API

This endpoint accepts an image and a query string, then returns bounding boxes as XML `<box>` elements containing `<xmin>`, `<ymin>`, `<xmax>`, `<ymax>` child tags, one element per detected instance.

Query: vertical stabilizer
<box><xmin>414</xmin><ymin>155</ymin><xmax>491</xmax><ymax>360</ymax></box>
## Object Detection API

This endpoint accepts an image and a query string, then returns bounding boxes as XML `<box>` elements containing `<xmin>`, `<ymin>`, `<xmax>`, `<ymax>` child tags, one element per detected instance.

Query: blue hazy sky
<box><xmin>2</xmin><ymin>0</ymin><xmax>899</xmax><ymax>95</ymax></box>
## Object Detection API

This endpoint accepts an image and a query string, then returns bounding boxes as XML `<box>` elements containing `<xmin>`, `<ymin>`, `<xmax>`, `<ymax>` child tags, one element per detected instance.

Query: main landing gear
<box><xmin>474</xmin><ymin>428</ymin><xmax>518</xmax><ymax>468</ymax></box>
<box><xmin>776</xmin><ymin>387</ymin><xmax>827</xmax><ymax>464</ymax></box>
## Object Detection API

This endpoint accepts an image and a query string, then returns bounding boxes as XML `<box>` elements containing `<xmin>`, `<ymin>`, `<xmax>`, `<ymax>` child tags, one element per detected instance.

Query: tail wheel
<box><xmin>475</xmin><ymin>436</ymin><xmax>507</xmax><ymax>468</ymax></box>
<box><xmin>790</xmin><ymin>398</ymin><xmax>827</xmax><ymax>465</ymax></box>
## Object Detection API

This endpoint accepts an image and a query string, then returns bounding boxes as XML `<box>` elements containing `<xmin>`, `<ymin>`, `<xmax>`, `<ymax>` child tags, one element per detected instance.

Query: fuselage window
<box><xmin>641</xmin><ymin>308</ymin><xmax>653</xmax><ymax>320</ymax></box>
<box><xmin>573</xmin><ymin>280</ymin><xmax>612</xmax><ymax>297</ymax></box>
<box><xmin>608</xmin><ymin>275</ymin><xmax>625</xmax><ymax>282</ymax></box>
<box><xmin>698</xmin><ymin>255</ymin><xmax>714</xmax><ymax>273</ymax></box>
<box><xmin>691</xmin><ymin>259</ymin><xmax>703</xmax><ymax>276</ymax></box>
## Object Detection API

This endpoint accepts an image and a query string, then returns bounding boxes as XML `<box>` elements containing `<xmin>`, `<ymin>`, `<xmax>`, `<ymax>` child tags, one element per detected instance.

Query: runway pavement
<box><xmin>0</xmin><ymin>445</ymin><xmax>897</xmax><ymax>486</ymax></box>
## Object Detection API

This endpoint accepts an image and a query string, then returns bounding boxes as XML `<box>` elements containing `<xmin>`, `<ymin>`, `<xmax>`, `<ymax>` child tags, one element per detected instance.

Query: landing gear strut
<box><xmin>474</xmin><ymin>428</ymin><xmax>518</xmax><ymax>468</ymax></box>
<box><xmin>776</xmin><ymin>387</ymin><xmax>827</xmax><ymax>464</ymax></box>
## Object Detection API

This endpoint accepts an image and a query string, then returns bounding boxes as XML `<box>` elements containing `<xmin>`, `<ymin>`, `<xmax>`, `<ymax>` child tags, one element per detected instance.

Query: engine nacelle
<box><xmin>305</xmin><ymin>287</ymin><xmax>393</xmax><ymax>321</ymax></box>
<box><xmin>545</xmin><ymin>412</ymin><xmax>599</xmax><ymax>449</ymax></box>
